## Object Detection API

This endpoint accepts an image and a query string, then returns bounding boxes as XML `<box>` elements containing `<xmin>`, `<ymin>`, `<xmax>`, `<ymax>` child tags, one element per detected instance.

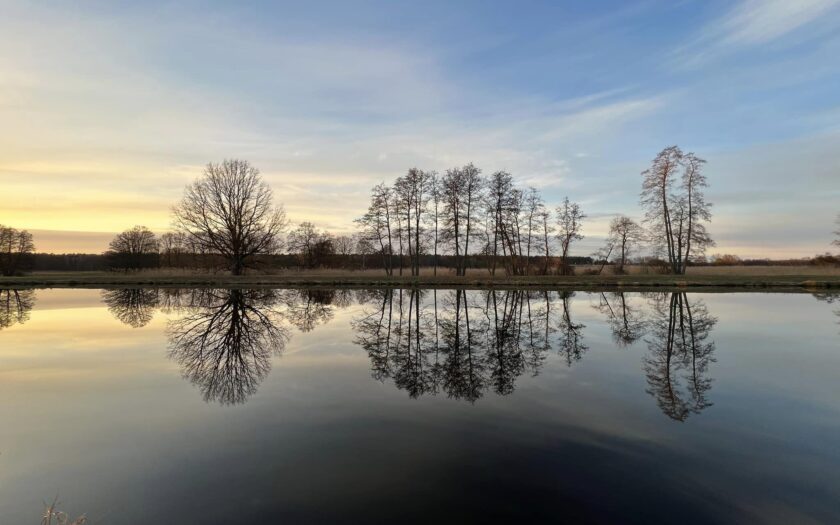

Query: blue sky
<box><xmin>1</xmin><ymin>0</ymin><xmax>838</xmax><ymax>256</ymax></box>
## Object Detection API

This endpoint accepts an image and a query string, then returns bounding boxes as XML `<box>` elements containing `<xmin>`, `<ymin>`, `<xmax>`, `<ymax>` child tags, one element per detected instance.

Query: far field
<box><xmin>1</xmin><ymin>265</ymin><xmax>839</xmax><ymax>291</ymax></box>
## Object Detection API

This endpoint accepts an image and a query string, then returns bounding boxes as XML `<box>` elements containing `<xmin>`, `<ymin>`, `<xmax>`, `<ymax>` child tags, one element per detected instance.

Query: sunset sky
<box><xmin>1</xmin><ymin>0</ymin><xmax>839</xmax><ymax>257</ymax></box>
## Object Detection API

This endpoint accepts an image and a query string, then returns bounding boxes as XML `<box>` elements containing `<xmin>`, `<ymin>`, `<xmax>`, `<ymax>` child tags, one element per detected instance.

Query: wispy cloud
<box><xmin>673</xmin><ymin>0</ymin><xmax>840</xmax><ymax>67</ymax></box>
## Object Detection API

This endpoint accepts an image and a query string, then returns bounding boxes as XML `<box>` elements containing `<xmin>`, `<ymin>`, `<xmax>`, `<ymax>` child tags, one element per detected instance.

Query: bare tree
<box><xmin>523</xmin><ymin>188</ymin><xmax>544</xmax><ymax>275</ymax></box>
<box><xmin>677</xmin><ymin>152</ymin><xmax>714</xmax><ymax>273</ymax></box>
<box><xmin>334</xmin><ymin>235</ymin><xmax>354</xmax><ymax>258</ymax></box>
<box><xmin>486</xmin><ymin>171</ymin><xmax>514</xmax><ymax>275</ymax></box>
<box><xmin>607</xmin><ymin>216</ymin><xmax>645</xmax><ymax>273</ymax></box>
<box><xmin>833</xmin><ymin>214</ymin><xmax>840</xmax><ymax>249</ymax></box>
<box><xmin>0</xmin><ymin>224</ymin><xmax>35</xmax><ymax>276</ymax></box>
<box><xmin>641</xmin><ymin>147</ymin><xmax>713</xmax><ymax>274</ymax></box>
<box><xmin>428</xmin><ymin>172</ymin><xmax>442</xmax><ymax>275</ymax></box>
<box><xmin>394</xmin><ymin>168</ymin><xmax>431</xmax><ymax>276</ymax></box>
<box><xmin>356</xmin><ymin>183</ymin><xmax>395</xmax><ymax>275</ymax></box>
<box><xmin>555</xmin><ymin>197</ymin><xmax>585</xmax><ymax>275</ymax></box>
<box><xmin>485</xmin><ymin>171</ymin><xmax>527</xmax><ymax>276</ymax></box>
<box><xmin>106</xmin><ymin>225</ymin><xmax>159</xmax><ymax>271</ymax></box>
<box><xmin>288</xmin><ymin>222</ymin><xmax>334</xmax><ymax>268</ymax></box>
<box><xmin>159</xmin><ymin>232</ymin><xmax>187</xmax><ymax>268</ymax></box>
<box><xmin>538</xmin><ymin>207</ymin><xmax>553</xmax><ymax>274</ymax></box>
<box><xmin>441</xmin><ymin>163</ymin><xmax>484</xmax><ymax>276</ymax></box>
<box><xmin>355</xmin><ymin>234</ymin><xmax>375</xmax><ymax>270</ymax></box>
<box><xmin>172</xmin><ymin>159</ymin><xmax>288</xmax><ymax>275</ymax></box>
<box><xmin>641</xmin><ymin>146</ymin><xmax>681</xmax><ymax>273</ymax></box>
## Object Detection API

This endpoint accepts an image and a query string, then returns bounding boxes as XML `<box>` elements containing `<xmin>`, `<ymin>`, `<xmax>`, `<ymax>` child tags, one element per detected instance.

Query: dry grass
<box><xmin>23</xmin><ymin>265</ymin><xmax>840</xmax><ymax>279</ymax></box>
<box><xmin>41</xmin><ymin>496</ymin><xmax>86</xmax><ymax>525</ymax></box>
<box><xmin>572</xmin><ymin>264</ymin><xmax>840</xmax><ymax>277</ymax></box>
<box><xmin>2</xmin><ymin>265</ymin><xmax>839</xmax><ymax>291</ymax></box>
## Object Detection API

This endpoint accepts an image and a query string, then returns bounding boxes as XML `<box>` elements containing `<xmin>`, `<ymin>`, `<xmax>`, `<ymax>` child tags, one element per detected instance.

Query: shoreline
<box><xmin>1</xmin><ymin>273</ymin><xmax>838</xmax><ymax>291</ymax></box>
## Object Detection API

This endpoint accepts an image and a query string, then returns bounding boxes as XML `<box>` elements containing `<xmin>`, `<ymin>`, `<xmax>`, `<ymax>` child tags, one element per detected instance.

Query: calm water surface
<box><xmin>1</xmin><ymin>288</ymin><xmax>838</xmax><ymax>524</ymax></box>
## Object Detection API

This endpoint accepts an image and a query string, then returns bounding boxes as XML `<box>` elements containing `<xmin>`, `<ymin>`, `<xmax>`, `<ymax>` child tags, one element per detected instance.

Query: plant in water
<box><xmin>41</xmin><ymin>495</ymin><xmax>86</xmax><ymax>525</ymax></box>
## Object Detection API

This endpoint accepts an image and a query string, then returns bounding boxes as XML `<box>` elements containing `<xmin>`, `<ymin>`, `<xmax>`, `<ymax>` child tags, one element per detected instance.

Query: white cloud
<box><xmin>719</xmin><ymin>0</ymin><xmax>838</xmax><ymax>45</ymax></box>
<box><xmin>672</xmin><ymin>0</ymin><xmax>840</xmax><ymax>67</ymax></box>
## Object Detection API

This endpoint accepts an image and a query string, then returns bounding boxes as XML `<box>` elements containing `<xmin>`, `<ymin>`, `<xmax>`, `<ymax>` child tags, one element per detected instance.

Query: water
<box><xmin>1</xmin><ymin>288</ymin><xmax>838</xmax><ymax>524</ymax></box>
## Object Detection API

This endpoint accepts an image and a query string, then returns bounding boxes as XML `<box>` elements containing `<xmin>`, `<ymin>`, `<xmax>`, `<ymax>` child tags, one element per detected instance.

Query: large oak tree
<box><xmin>173</xmin><ymin>159</ymin><xmax>288</xmax><ymax>275</ymax></box>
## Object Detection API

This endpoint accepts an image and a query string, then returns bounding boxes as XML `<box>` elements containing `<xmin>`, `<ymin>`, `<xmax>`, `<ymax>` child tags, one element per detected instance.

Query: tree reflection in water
<box><xmin>352</xmin><ymin>289</ymin><xmax>554</xmax><ymax>402</ymax></box>
<box><xmin>813</xmin><ymin>292</ymin><xmax>840</xmax><ymax>334</ymax></box>
<box><xmin>102</xmin><ymin>288</ymin><xmax>160</xmax><ymax>328</ymax></box>
<box><xmin>592</xmin><ymin>292</ymin><xmax>646</xmax><ymax>347</ymax></box>
<box><xmin>556</xmin><ymin>291</ymin><xmax>587</xmax><ymax>366</ymax></box>
<box><xmin>166</xmin><ymin>289</ymin><xmax>291</xmax><ymax>405</ymax></box>
<box><xmin>0</xmin><ymin>289</ymin><xmax>35</xmax><ymax>330</ymax></box>
<box><xmin>92</xmin><ymin>286</ymin><xmax>726</xmax><ymax>419</ymax></box>
<box><xmin>280</xmin><ymin>288</ymin><xmax>338</xmax><ymax>332</ymax></box>
<box><xmin>643</xmin><ymin>293</ymin><xmax>716</xmax><ymax>421</ymax></box>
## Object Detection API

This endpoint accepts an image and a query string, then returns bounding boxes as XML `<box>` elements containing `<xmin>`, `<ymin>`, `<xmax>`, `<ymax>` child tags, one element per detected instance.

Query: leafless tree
<box><xmin>394</xmin><ymin>168</ymin><xmax>432</xmax><ymax>276</ymax></box>
<box><xmin>355</xmin><ymin>234</ymin><xmax>375</xmax><ymax>270</ymax></box>
<box><xmin>486</xmin><ymin>171</ymin><xmax>514</xmax><ymax>275</ymax></box>
<box><xmin>428</xmin><ymin>172</ymin><xmax>442</xmax><ymax>275</ymax></box>
<box><xmin>538</xmin><ymin>207</ymin><xmax>553</xmax><ymax>274</ymax></box>
<box><xmin>356</xmin><ymin>183</ymin><xmax>395</xmax><ymax>275</ymax></box>
<box><xmin>172</xmin><ymin>159</ymin><xmax>288</xmax><ymax>275</ymax></box>
<box><xmin>287</xmin><ymin>222</ymin><xmax>334</xmax><ymax>268</ymax></box>
<box><xmin>485</xmin><ymin>172</ymin><xmax>528</xmax><ymax>276</ymax></box>
<box><xmin>607</xmin><ymin>215</ymin><xmax>645</xmax><ymax>273</ymax></box>
<box><xmin>677</xmin><ymin>152</ymin><xmax>714</xmax><ymax>273</ymax></box>
<box><xmin>159</xmin><ymin>231</ymin><xmax>187</xmax><ymax>268</ymax></box>
<box><xmin>441</xmin><ymin>163</ymin><xmax>484</xmax><ymax>276</ymax></box>
<box><xmin>641</xmin><ymin>147</ymin><xmax>714</xmax><ymax>274</ymax></box>
<box><xmin>833</xmin><ymin>214</ymin><xmax>840</xmax><ymax>249</ymax></box>
<box><xmin>106</xmin><ymin>225</ymin><xmax>159</xmax><ymax>271</ymax></box>
<box><xmin>0</xmin><ymin>224</ymin><xmax>35</xmax><ymax>276</ymax></box>
<box><xmin>523</xmin><ymin>188</ymin><xmax>544</xmax><ymax>275</ymax></box>
<box><xmin>333</xmin><ymin>235</ymin><xmax>354</xmax><ymax>258</ymax></box>
<box><xmin>555</xmin><ymin>197</ymin><xmax>585</xmax><ymax>275</ymax></box>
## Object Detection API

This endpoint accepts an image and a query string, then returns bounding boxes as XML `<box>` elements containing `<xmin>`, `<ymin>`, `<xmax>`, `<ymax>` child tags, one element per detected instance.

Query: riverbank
<box><xmin>2</xmin><ymin>270</ymin><xmax>839</xmax><ymax>291</ymax></box>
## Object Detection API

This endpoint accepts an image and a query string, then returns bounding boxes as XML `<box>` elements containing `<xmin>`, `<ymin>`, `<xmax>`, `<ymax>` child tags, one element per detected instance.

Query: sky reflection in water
<box><xmin>0</xmin><ymin>288</ymin><xmax>838</xmax><ymax>524</ymax></box>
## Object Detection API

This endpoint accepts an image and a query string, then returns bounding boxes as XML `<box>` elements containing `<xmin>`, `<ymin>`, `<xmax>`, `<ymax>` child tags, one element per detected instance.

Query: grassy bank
<box><xmin>1</xmin><ymin>267</ymin><xmax>839</xmax><ymax>291</ymax></box>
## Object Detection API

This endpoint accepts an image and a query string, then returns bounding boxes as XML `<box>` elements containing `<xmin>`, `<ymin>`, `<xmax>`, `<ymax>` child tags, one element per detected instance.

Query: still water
<box><xmin>1</xmin><ymin>288</ymin><xmax>838</xmax><ymax>524</ymax></box>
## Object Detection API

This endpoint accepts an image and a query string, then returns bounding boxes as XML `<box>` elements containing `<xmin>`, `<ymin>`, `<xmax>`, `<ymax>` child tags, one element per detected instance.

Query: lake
<box><xmin>1</xmin><ymin>288</ymin><xmax>838</xmax><ymax>524</ymax></box>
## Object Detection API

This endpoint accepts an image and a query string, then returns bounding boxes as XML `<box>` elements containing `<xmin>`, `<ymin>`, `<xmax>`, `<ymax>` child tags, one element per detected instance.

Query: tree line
<box><xmin>5</xmin><ymin>148</ymin><xmax>840</xmax><ymax>276</ymax></box>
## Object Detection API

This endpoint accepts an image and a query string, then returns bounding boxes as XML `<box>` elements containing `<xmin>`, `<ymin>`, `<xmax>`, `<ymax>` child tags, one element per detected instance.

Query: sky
<box><xmin>1</xmin><ymin>0</ymin><xmax>839</xmax><ymax>257</ymax></box>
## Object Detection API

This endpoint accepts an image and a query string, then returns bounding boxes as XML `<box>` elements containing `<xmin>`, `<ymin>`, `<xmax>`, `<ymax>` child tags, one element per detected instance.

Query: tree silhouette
<box><xmin>172</xmin><ymin>159</ymin><xmax>288</xmax><ymax>275</ymax></box>
<box><xmin>0</xmin><ymin>225</ymin><xmax>35</xmax><ymax>276</ymax></box>
<box><xmin>166</xmin><ymin>289</ymin><xmax>290</xmax><ymax>405</ymax></box>
<box><xmin>641</xmin><ymin>147</ymin><xmax>714</xmax><ymax>274</ymax></box>
<box><xmin>105</xmin><ymin>226</ymin><xmax>159</xmax><ymax>271</ymax></box>
<box><xmin>643</xmin><ymin>293</ymin><xmax>716</xmax><ymax>421</ymax></box>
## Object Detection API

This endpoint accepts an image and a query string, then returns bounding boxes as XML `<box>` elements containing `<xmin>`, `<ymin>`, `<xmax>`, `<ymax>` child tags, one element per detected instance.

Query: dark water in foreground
<box><xmin>1</xmin><ymin>288</ymin><xmax>838</xmax><ymax>524</ymax></box>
